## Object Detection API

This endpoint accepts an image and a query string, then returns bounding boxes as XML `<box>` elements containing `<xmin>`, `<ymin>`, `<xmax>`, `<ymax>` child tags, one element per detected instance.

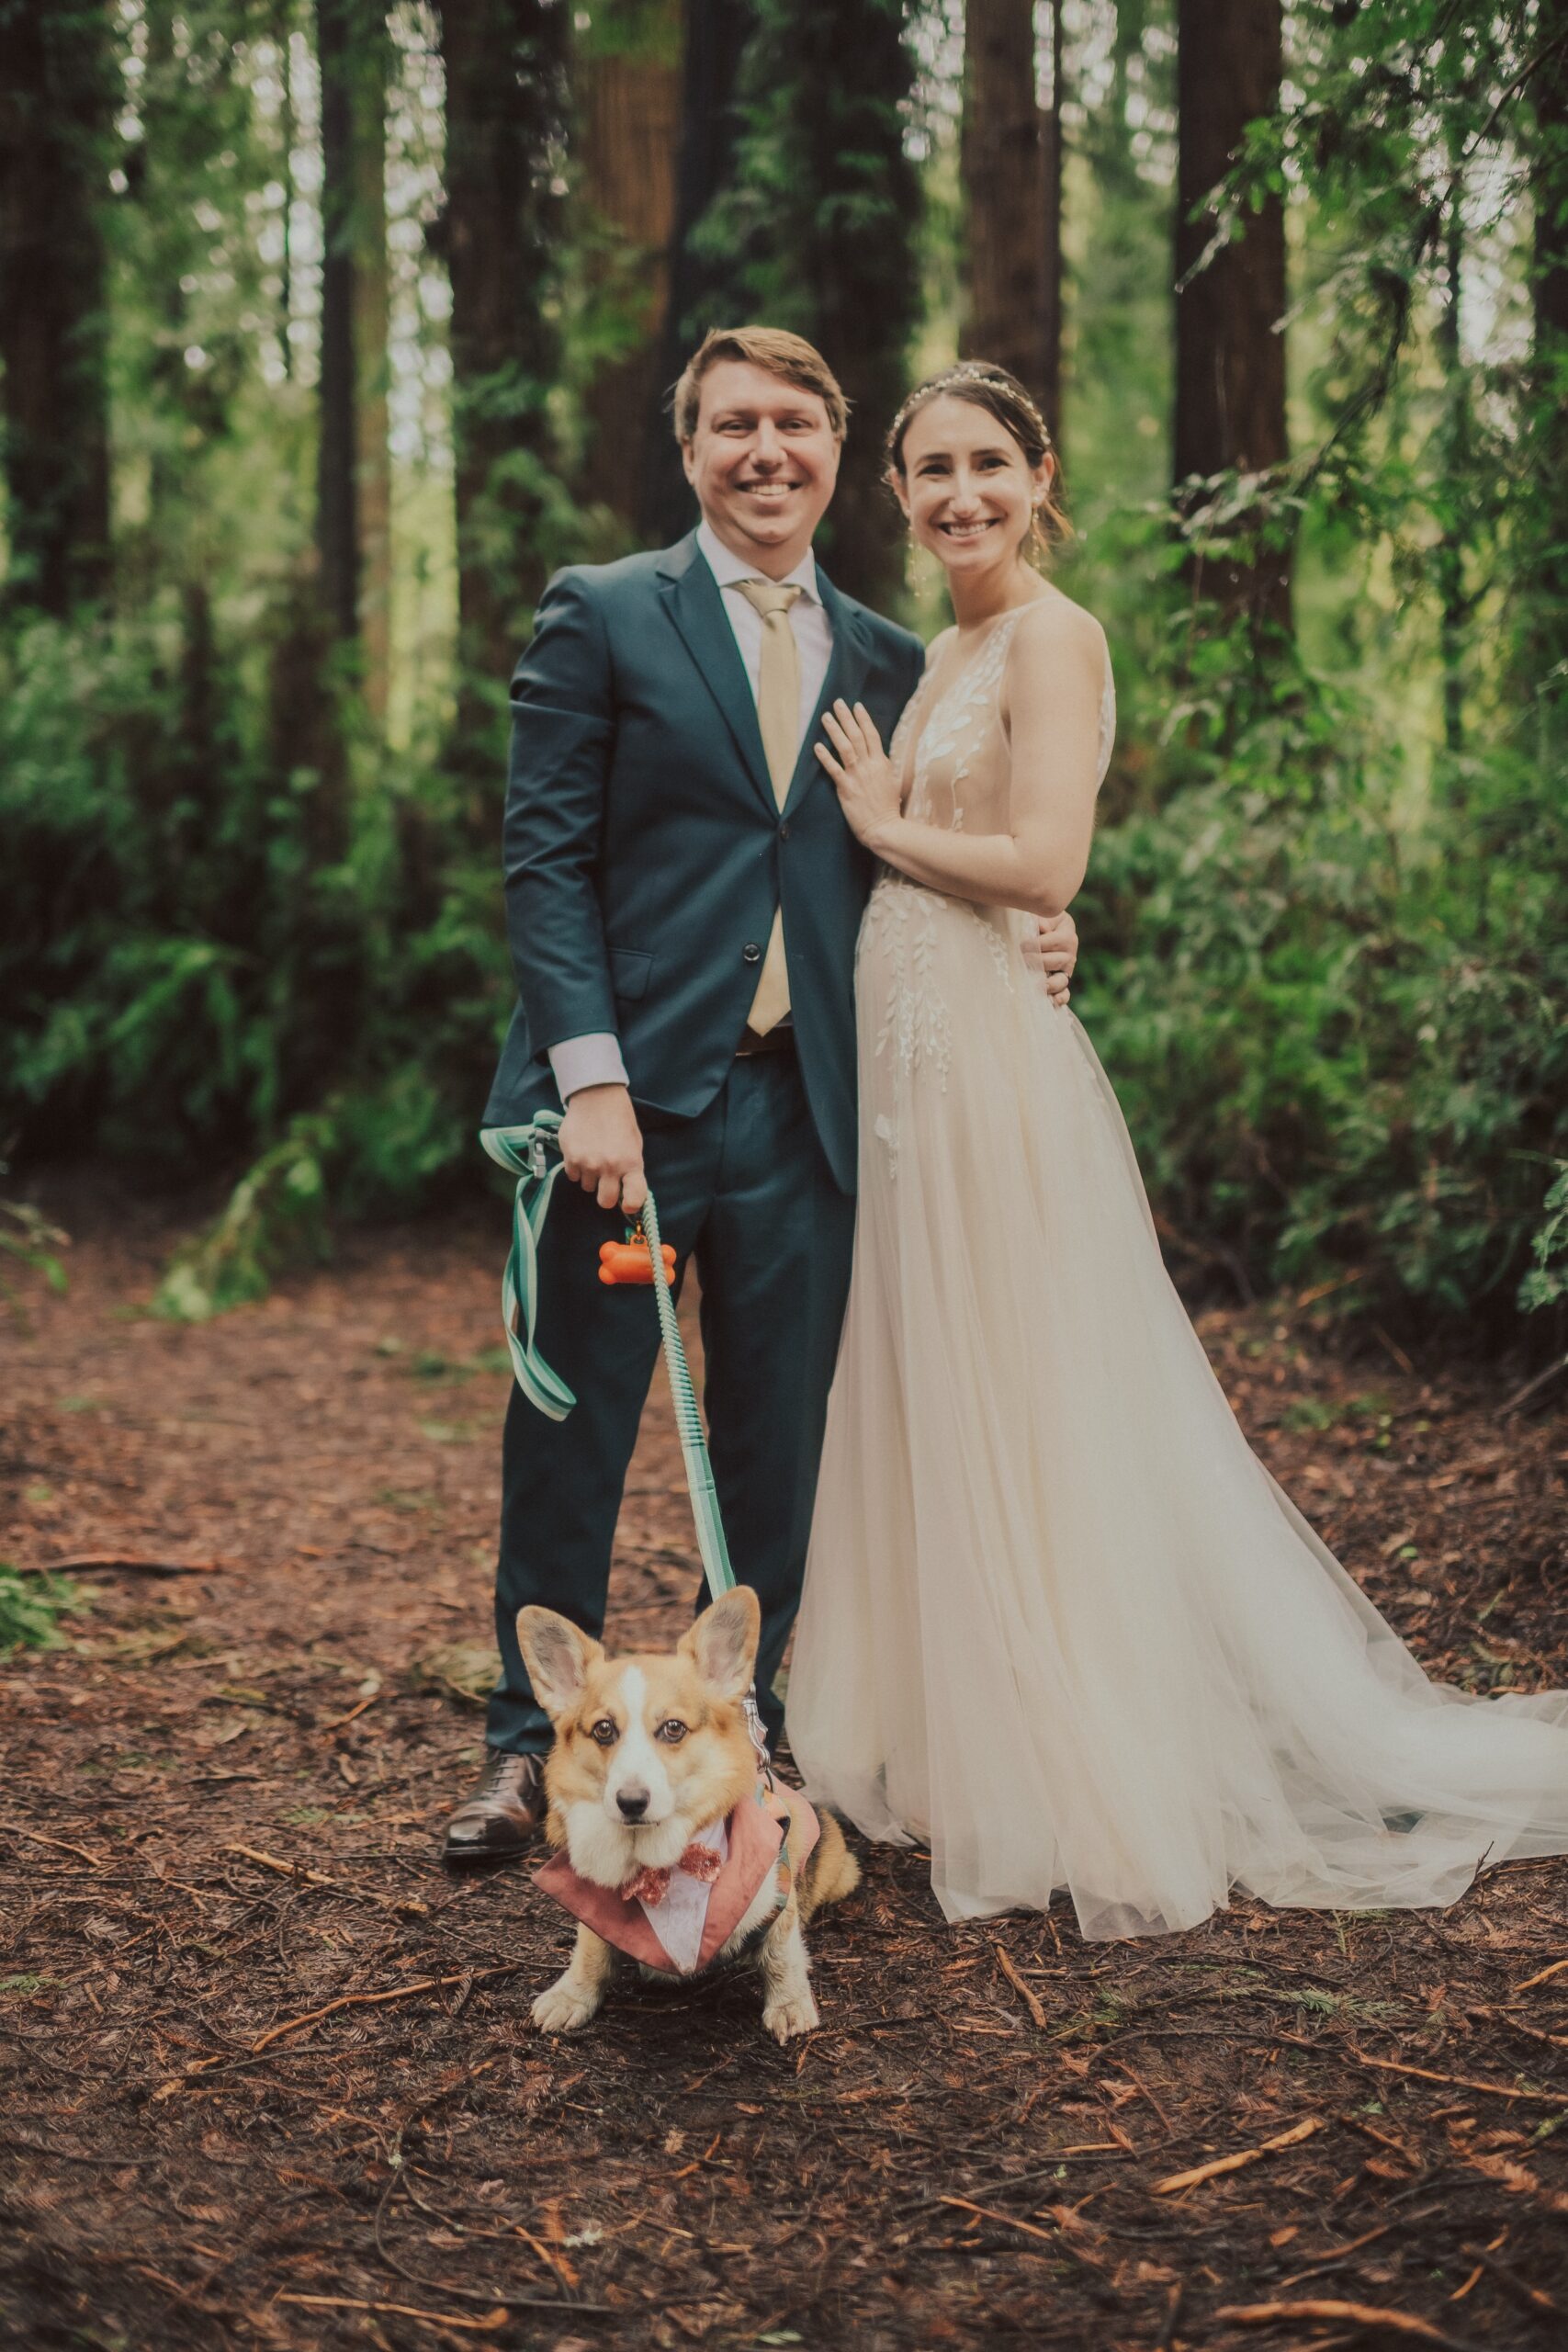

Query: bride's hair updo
<box><xmin>886</xmin><ymin>361</ymin><xmax>1069</xmax><ymax>561</ymax></box>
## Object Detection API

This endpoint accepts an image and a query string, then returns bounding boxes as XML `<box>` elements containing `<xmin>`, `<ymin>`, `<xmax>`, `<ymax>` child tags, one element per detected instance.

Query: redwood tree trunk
<box><xmin>0</xmin><ymin>0</ymin><xmax>114</xmax><ymax>614</ymax></box>
<box><xmin>1174</xmin><ymin>0</ymin><xmax>1290</xmax><ymax>632</ymax></box>
<box><xmin>435</xmin><ymin>0</ymin><xmax>570</xmax><ymax>750</ymax></box>
<box><xmin>316</xmin><ymin>0</ymin><xmax>361</xmax><ymax>648</ymax></box>
<box><xmin>640</xmin><ymin>0</ymin><xmax>751</xmax><ymax>544</ymax></box>
<box><xmin>579</xmin><ymin>5</ymin><xmax>681</xmax><ymax>533</ymax></box>
<box><xmin>1042</xmin><ymin>0</ymin><xmax>1064</xmax><ymax>442</ymax></box>
<box><xmin>352</xmin><ymin>7</ymin><xmax>392</xmax><ymax>726</ymax></box>
<box><xmin>1530</xmin><ymin>0</ymin><xmax>1568</xmax><ymax>695</ymax></box>
<box><xmin>961</xmin><ymin>0</ymin><xmax>1054</xmax><ymax>416</ymax></box>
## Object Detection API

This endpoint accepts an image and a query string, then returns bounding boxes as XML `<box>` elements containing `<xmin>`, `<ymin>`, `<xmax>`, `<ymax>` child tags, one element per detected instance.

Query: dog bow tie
<box><xmin>621</xmin><ymin>1843</ymin><xmax>726</xmax><ymax>1907</ymax></box>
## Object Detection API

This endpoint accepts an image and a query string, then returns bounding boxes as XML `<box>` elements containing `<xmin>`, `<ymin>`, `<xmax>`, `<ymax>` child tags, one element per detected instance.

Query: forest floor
<box><xmin>3</xmin><ymin>1180</ymin><xmax>1567</xmax><ymax>2352</ymax></box>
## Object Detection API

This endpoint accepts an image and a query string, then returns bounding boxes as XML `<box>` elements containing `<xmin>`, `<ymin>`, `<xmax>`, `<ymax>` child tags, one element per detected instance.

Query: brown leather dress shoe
<box><xmin>443</xmin><ymin>1747</ymin><xmax>547</xmax><ymax>1865</ymax></box>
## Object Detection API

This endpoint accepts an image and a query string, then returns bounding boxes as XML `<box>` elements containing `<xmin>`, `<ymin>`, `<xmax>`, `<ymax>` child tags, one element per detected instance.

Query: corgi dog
<box><xmin>516</xmin><ymin>1585</ymin><xmax>858</xmax><ymax>2044</ymax></box>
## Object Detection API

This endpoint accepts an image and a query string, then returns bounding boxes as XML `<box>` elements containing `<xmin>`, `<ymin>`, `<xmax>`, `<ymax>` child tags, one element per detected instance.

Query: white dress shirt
<box><xmin>546</xmin><ymin>520</ymin><xmax>837</xmax><ymax>1103</ymax></box>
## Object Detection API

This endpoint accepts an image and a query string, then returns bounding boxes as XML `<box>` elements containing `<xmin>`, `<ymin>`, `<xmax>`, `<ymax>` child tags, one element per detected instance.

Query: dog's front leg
<box><xmin>533</xmin><ymin>1924</ymin><xmax>614</xmax><ymax>2035</ymax></box>
<box><xmin>759</xmin><ymin>1895</ymin><xmax>818</xmax><ymax>2044</ymax></box>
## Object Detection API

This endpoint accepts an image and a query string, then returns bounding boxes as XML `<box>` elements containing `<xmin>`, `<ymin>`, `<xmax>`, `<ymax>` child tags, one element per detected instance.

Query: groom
<box><xmin>445</xmin><ymin>325</ymin><xmax>1075</xmax><ymax>1861</ymax></box>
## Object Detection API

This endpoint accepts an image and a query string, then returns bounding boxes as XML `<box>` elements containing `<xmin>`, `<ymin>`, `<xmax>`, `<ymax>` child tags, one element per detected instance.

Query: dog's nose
<box><xmin>615</xmin><ymin>1786</ymin><xmax>649</xmax><ymax>1821</ymax></box>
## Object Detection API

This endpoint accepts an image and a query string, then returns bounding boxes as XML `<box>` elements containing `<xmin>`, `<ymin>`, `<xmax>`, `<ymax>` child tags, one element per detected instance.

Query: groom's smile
<box><xmin>682</xmin><ymin>357</ymin><xmax>841</xmax><ymax>578</ymax></box>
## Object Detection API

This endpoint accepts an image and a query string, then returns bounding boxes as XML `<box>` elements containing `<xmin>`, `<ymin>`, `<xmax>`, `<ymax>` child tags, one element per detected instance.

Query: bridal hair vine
<box><xmin>886</xmin><ymin>360</ymin><xmax>1055</xmax><ymax>466</ymax></box>
<box><xmin>885</xmin><ymin>359</ymin><xmax>1071</xmax><ymax>555</ymax></box>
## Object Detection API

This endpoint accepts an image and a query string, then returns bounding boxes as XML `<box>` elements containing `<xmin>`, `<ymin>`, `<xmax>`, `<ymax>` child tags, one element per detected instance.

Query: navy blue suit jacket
<box><xmin>481</xmin><ymin>531</ymin><xmax>927</xmax><ymax>1195</ymax></box>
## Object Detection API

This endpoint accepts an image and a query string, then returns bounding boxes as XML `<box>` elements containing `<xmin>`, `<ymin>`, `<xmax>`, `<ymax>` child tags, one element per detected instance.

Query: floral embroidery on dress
<box><xmin>861</xmin><ymin>610</ymin><xmax>1116</xmax><ymax>1176</ymax></box>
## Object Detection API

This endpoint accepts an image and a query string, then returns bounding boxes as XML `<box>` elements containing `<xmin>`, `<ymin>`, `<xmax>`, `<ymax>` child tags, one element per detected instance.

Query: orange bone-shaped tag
<box><xmin>598</xmin><ymin>1236</ymin><xmax>677</xmax><ymax>1287</ymax></box>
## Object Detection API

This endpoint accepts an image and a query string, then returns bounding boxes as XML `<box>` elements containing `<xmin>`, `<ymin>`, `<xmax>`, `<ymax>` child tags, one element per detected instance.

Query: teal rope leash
<box><xmin>480</xmin><ymin>1114</ymin><xmax>575</xmax><ymax>1420</ymax></box>
<box><xmin>482</xmin><ymin>1117</ymin><xmax>770</xmax><ymax>1772</ymax></box>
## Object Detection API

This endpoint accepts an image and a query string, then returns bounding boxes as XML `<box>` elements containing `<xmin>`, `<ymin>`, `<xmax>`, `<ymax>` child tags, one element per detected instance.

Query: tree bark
<box><xmin>1174</xmin><ymin>0</ymin><xmax>1290</xmax><ymax>633</ymax></box>
<box><xmin>961</xmin><ymin>0</ymin><xmax>1054</xmax><ymax>417</ymax></box>
<box><xmin>316</xmin><ymin>0</ymin><xmax>361</xmax><ymax>648</ymax></box>
<box><xmin>1530</xmin><ymin>0</ymin><xmax>1568</xmax><ymax>693</ymax></box>
<box><xmin>0</xmin><ymin>0</ymin><xmax>114</xmax><ymax>615</ymax></box>
<box><xmin>579</xmin><ymin>3</ymin><xmax>680</xmax><ymax>533</ymax></box>
<box><xmin>352</xmin><ymin>9</ymin><xmax>392</xmax><ymax>725</ymax></box>
<box><xmin>434</xmin><ymin>0</ymin><xmax>570</xmax><ymax>754</ymax></box>
<box><xmin>1042</xmin><ymin>0</ymin><xmax>1064</xmax><ymax>442</ymax></box>
<box><xmin>639</xmin><ymin>0</ymin><xmax>752</xmax><ymax>545</ymax></box>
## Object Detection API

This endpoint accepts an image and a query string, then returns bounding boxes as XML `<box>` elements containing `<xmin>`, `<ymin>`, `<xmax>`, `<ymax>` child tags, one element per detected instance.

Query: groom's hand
<box><xmin>560</xmin><ymin>1083</ymin><xmax>647</xmax><ymax>1214</ymax></box>
<box><xmin>1023</xmin><ymin>910</ymin><xmax>1078</xmax><ymax>1005</ymax></box>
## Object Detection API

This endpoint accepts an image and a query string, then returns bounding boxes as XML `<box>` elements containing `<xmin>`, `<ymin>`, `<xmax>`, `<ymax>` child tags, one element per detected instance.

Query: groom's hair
<box><xmin>671</xmin><ymin>326</ymin><xmax>849</xmax><ymax>445</ymax></box>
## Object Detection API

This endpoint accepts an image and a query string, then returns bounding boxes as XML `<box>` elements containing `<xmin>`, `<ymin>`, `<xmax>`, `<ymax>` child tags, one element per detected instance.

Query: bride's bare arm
<box><xmin>817</xmin><ymin>598</ymin><xmax>1107</xmax><ymax>920</ymax></box>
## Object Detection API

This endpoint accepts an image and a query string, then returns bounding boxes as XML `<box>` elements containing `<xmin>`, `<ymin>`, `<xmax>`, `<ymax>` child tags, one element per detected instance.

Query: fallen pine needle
<box><xmin>993</xmin><ymin>1943</ymin><xmax>1047</xmax><ymax>2029</ymax></box>
<box><xmin>1350</xmin><ymin>2049</ymin><xmax>1568</xmax><ymax>2109</ymax></box>
<box><xmin>1154</xmin><ymin>2115</ymin><xmax>1323</xmax><ymax>2194</ymax></box>
<box><xmin>1513</xmin><ymin>1954</ymin><xmax>1568</xmax><ymax>1995</ymax></box>
<box><xmin>1216</xmin><ymin>2299</ymin><xmax>1479</xmax><ymax>2350</ymax></box>
<box><xmin>938</xmin><ymin>2195</ymin><xmax>1058</xmax><ymax>2246</ymax></box>
<box><xmin>276</xmin><ymin>2295</ymin><xmax>510</xmax><ymax>2333</ymax></box>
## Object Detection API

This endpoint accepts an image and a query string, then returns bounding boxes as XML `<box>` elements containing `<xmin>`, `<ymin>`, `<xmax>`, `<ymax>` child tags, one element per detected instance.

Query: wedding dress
<box><xmin>785</xmin><ymin>604</ymin><xmax>1568</xmax><ymax>1938</ymax></box>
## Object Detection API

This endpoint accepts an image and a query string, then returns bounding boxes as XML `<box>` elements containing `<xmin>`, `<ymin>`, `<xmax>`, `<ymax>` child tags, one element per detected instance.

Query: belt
<box><xmin>734</xmin><ymin>1023</ymin><xmax>796</xmax><ymax>1059</ymax></box>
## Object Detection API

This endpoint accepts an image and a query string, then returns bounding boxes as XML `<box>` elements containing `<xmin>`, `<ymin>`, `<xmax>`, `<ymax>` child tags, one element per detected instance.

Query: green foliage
<box><xmin>1074</xmin><ymin>527</ymin><xmax>1568</xmax><ymax>1340</ymax></box>
<box><xmin>0</xmin><ymin>1170</ymin><xmax>68</xmax><ymax>1317</ymax></box>
<box><xmin>0</xmin><ymin>604</ymin><xmax>511</xmax><ymax>1270</ymax></box>
<box><xmin>0</xmin><ymin>1563</ymin><xmax>80</xmax><ymax>1657</ymax></box>
<box><xmin>1519</xmin><ymin>1166</ymin><xmax>1568</xmax><ymax>1316</ymax></box>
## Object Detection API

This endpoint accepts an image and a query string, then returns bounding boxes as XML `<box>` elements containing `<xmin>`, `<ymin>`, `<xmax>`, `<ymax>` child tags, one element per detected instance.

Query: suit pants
<box><xmin>486</xmin><ymin>1051</ymin><xmax>857</xmax><ymax>1756</ymax></box>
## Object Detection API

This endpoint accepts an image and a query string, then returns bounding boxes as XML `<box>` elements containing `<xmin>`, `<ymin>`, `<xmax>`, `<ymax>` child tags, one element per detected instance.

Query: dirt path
<box><xmin>3</xmin><ymin>1188</ymin><xmax>1566</xmax><ymax>2351</ymax></box>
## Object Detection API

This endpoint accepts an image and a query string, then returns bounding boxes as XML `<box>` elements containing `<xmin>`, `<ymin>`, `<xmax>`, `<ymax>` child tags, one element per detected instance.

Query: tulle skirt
<box><xmin>786</xmin><ymin>876</ymin><xmax>1568</xmax><ymax>1938</ymax></box>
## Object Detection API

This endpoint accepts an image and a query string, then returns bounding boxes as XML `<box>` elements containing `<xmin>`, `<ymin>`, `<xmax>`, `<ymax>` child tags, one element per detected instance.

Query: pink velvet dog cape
<box><xmin>534</xmin><ymin>1784</ymin><xmax>819</xmax><ymax>1976</ymax></box>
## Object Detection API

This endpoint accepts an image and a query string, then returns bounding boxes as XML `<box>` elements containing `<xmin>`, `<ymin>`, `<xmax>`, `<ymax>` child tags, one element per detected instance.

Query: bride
<box><xmin>784</xmin><ymin>359</ymin><xmax>1568</xmax><ymax>1939</ymax></box>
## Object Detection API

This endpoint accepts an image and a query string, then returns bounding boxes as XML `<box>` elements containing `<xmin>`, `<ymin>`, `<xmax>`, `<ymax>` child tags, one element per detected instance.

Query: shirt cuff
<box><xmin>548</xmin><ymin>1033</ymin><xmax>629</xmax><ymax>1100</ymax></box>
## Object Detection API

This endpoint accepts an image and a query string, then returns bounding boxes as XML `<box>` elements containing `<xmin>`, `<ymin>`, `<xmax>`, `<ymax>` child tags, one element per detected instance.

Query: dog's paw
<box><xmin>762</xmin><ymin>1988</ymin><xmax>819</xmax><ymax>2045</ymax></box>
<box><xmin>532</xmin><ymin>1977</ymin><xmax>600</xmax><ymax>2035</ymax></box>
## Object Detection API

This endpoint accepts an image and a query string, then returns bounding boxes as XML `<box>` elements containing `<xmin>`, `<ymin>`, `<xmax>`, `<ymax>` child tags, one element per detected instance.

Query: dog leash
<box><xmin>482</xmin><ymin>1116</ymin><xmax>773</xmax><ymax>1776</ymax></box>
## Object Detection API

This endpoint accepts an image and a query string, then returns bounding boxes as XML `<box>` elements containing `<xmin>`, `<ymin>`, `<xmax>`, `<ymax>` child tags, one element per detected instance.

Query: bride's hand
<box><xmin>816</xmin><ymin>700</ymin><xmax>901</xmax><ymax>850</ymax></box>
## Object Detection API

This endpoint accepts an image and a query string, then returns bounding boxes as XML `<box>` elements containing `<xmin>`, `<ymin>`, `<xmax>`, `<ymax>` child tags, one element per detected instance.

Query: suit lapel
<box><xmin>783</xmin><ymin>568</ymin><xmax>873</xmax><ymax>820</ymax></box>
<box><xmin>656</xmin><ymin>535</ymin><xmax>775</xmax><ymax>817</ymax></box>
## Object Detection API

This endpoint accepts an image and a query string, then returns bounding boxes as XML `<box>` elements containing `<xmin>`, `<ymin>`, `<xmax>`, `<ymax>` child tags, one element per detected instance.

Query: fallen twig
<box><xmin>993</xmin><ymin>1942</ymin><xmax>1047</xmax><ymax>2029</ymax></box>
<box><xmin>1468</xmin><ymin>2248</ymin><xmax>1561</xmax><ymax>2322</ymax></box>
<box><xmin>1498</xmin><ymin>1351</ymin><xmax>1568</xmax><ymax>1419</ymax></box>
<box><xmin>222</xmin><ymin>1841</ymin><xmax>427</xmax><ymax>1918</ymax></box>
<box><xmin>276</xmin><ymin>2295</ymin><xmax>510</xmax><ymax>2334</ymax></box>
<box><xmin>937</xmin><ymin>2195</ymin><xmax>1058</xmax><ymax>2247</ymax></box>
<box><xmin>1</xmin><ymin>1824</ymin><xmax>104</xmax><ymax>1868</ymax></box>
<box><xmin>319</xmin><ymin>1690</ymin><xmax>381</xmax><ymax>1731</ymax></box>
<box><xmin>1154</xmin><ymin>2115</ymin><xmax>1323</xmax><ymax>2195</ymax></box>
<box><xmin>37</xmin><ymin>1553</ymin><xmax>225</xmax><ymax>1577</ymax></box>
<box><xmin>1513</xmin><ymin>1954</ymin><xmax>1568</xmax><ymax>1995</ymax></box>
<box><xmin>1350</xmin><ymin>2048</ymin><xmax>1568</xmax><ymax>2109</ymax></box>
<box><xmin>1216</xmin><ymin>2300</ymin><xmax>1481</xmax><ymax>2349</ymax></box>
<box><xmin>249</xmin><ymin>1964</ymin><xmax>524</xmax><ymax>2052</ymax></box>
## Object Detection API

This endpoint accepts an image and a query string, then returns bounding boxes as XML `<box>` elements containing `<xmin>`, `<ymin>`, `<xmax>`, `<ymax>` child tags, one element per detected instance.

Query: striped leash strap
<box><xmin>481</xmin><ymin>1119</ymin><xmax>771</xmax><ymax>1775</ymax></box>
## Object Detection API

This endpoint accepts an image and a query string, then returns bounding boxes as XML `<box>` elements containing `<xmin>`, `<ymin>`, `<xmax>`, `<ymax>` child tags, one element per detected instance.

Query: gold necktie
<box><xmin>735</xmin><ymin>578</ymin><xmax>804</xmax><ymax>1036</ymax></box>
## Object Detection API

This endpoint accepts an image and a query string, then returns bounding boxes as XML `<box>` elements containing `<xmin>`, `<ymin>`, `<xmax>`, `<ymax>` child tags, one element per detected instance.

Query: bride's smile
<box><xmin>894</xmin><ymin>391</ymin><xmax>1056</xmax><ymax>620</ymax></box>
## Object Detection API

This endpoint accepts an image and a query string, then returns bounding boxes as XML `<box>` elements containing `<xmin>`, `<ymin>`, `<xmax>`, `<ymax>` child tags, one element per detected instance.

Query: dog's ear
<box><xmin>517</xmin><ymin>1606</ymin><xmax>602</xmax><ymax>1721</ymax></box>
<box><xmin>681</xmin><ymin>1585</ymin><xmax>760</xmax><ymax>1702</ymax></box>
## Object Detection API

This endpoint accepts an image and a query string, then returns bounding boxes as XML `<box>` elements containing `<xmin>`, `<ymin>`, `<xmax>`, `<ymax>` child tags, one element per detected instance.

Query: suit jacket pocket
<box><xmin>609</xmin><ymin>946</ymin><xmax>653</xmax><ymax>1002</ymax></box>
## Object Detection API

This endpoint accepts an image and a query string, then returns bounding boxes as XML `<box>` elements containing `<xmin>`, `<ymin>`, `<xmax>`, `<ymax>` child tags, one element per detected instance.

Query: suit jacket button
<box><xmin>779</xmin><ymin>820</ymin><xmax>791</xmax><ymax>841</ymax></box>
<box><xmin>742</xmin><ymin>942</ymin><xmax>762</xmax><ymax>965</ymax></box>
